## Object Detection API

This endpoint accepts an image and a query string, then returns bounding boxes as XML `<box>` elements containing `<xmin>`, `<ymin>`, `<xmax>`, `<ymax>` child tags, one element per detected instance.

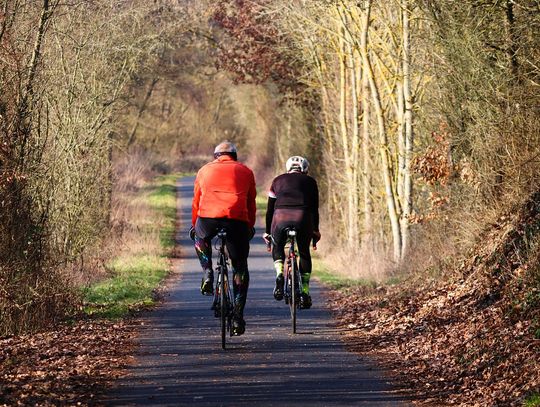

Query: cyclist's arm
<box><xmin>265</xmin><ymin>197</ymin><xmax>276</xmax><ymax>234</ymax></box>
<box><xmin>312</xmin><ymin>179</ymin><xmax>320</xmax><ymax>232</ymax></box>
<box><xmin>247</xmin><ymin>171</ymin><xmax>257</xmax><ymax>228</ymax></box>
<box><xmin>192</xmin><ymin>173</ymin><xmax>202</xmax><ymax>227</ymax></box>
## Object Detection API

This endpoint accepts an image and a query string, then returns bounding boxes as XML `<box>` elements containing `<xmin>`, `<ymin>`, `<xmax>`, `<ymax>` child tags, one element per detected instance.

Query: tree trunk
<box><xmin>359</xmin><ymin>1</ymin><xmax>373</xmax><ymax>247</ymax></box>
<box><xmin>505</xmin><ymin>0</ymin><xmax>519</xmax><ymax>80</ymax></box>
<box><xmin>18</xmin><ymin>0</ymin><xmax>53</xmax><ymax>170</ymax></box>
<box><xmin>342</xmin><ymin>5</ymin><xmax>361</xmax><ymax>247</ymax></box>
<box><xmin>337</xmin><ymin>11</ymin><xmax>357</xmax><ymax>247</ymax></box>
<box><xmin>401</xmin><ymin>0</ymin><xmax>413</xmax><ymax>259</ymax></box>
<box><xmin>360</xmin><ymin>0</ymin><xmax>402</xmax><ymax>261</ymax></box>
<box><xmin>127</xmin><ymin>77</ymin><xmax>159</xmax><ymax>147</ymax></box>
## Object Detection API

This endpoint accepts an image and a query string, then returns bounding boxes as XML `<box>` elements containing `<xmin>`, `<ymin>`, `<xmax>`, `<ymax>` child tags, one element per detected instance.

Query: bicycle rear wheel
<box><xmin>289</xmin><ymin>254</ymin><xmax>297</xmax><ymax>334</ymax></box>
<box><xmin>220</xmin><ymin>268</ymin><xmax>227</xmax><ymax>349</ymax></box>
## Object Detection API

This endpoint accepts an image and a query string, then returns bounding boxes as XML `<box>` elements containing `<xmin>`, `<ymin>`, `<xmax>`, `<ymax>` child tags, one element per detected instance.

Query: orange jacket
<box><xmin>192</xmin><ymin>155</ymin><xmax>256</xmax><ymax>228</ymax></box>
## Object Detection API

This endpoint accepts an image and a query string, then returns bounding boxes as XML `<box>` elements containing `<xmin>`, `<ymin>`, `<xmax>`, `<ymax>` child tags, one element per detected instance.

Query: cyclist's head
<box><xmin>286</xmin><ymin>156</ymin><xmax>309</xmax><ymax>174</ymax></box>
<box><xmin>214</xmin><ymin>141</ymin><xmax>238</xmax><ymax>161</ymax></box>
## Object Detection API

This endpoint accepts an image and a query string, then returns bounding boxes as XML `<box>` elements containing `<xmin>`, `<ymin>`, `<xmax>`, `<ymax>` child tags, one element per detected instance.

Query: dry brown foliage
<box><xmin>327</xmin><ymin>189</ymin><xmax>540</xmax><ymax>405</ymax></box>
<box><xmin>108</xmin><ymin>151</ymin><xmax>165</xmax><ymax>258</ymax></box>
<box><xmin>0</xmin><ymin>321</ymin><xmax>133</xmax><ymax>406</ymax></box>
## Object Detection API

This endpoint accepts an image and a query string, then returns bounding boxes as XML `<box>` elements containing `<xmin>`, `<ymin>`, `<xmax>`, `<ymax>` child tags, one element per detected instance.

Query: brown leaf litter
<box><xmin>0</xmin><ymin>320</ymin><xmax>134</xmax><ymax>406</ymax></box>
<box><xmin>326</xmin><ymin>191</ymin><xmax>540</xmax><ymax>406</ymax></box>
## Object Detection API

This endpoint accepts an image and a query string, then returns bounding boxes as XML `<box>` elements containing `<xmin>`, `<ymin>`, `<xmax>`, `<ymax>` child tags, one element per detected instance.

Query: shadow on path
<box><xmin>106</xmin><ymin>176</ymin><xmax>410</xmax><ymax>406</ymax></box>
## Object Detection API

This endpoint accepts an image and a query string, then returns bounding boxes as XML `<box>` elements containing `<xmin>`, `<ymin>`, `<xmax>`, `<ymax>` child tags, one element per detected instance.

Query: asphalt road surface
<box><xmin>107</xmin><ymin>176</ymin><xmax>408</xmax><ymax>406</ymax></box>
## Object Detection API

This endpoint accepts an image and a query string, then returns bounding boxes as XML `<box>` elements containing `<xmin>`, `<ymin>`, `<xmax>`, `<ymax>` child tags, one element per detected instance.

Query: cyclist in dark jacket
<box><xmin>263</xmin><ymin>156</ymin><xmax>321</xmax><ymax>309</ymax></box>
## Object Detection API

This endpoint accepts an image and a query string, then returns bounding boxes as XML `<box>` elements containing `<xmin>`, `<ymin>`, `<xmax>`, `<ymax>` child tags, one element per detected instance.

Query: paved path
<box><xmin>107</xmin><ymin>176</ymin><xmax>408</xmax><ymax>406</ymax></box>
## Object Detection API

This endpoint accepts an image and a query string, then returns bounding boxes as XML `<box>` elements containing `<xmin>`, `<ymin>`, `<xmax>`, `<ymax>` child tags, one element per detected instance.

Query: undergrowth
<box><xmin>524</xmin><ymin>393</ymin><xmax>540</xmax><ymax>407</ymax></box>
<box><xmin>326</xmin><ymin>188</ymin><xmax>540</xmax><ymax>405</ymax></box>
<box><xmin>312</xmin><ymin>258</ymin><xmax>378</xmax><ymax>290</ymax></box>
<box><xmin>83</xmin><ymin>174</ymin><xmax>178</xmax><ymax>318</ymax></box>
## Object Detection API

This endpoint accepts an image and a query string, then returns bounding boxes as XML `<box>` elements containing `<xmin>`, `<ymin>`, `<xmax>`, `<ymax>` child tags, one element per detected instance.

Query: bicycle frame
<box><xmin>212</xmin><ymin>229</ymin><xmax>234</xmax><ymax>349</ymax></box>
<box><xmin>283</xmin><ymin>228</ymin><xmax>301</xmax><ymax>334</ymax></box>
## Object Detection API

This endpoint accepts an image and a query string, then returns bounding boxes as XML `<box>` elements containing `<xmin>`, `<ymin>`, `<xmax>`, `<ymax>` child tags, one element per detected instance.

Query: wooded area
<box><xmin>1</xmin><ymin>0</ymin><xmax>539</xmax><ymax>404</ymax></box>
<box><xmin>212</xmin><ymin>0</ymin><xmax>540</xmax><ymax>271</ymax></box>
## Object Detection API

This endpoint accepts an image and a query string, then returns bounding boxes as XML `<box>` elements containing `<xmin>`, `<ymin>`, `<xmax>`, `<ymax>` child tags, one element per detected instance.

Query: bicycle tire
<box><xmin>289</xmin><ymin>254</ymin><xmax>298</xmax><ymax>334</ymax></box>
<box><xmin>220</xmin><ymin>265</ymin><xmax>227</xmax><ymax>350</ymax></box>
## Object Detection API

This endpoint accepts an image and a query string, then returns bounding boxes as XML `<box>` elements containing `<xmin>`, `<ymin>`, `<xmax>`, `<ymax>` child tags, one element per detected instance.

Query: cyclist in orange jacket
<box><xmin>190</xmin><ymin>141</ymin><xmax>256</xmax><ymax>336</ymax></box>
<box><xmin>263</xmin><ymin>156</ymin><xmax>321</xmax><ymax>309</ymax></box>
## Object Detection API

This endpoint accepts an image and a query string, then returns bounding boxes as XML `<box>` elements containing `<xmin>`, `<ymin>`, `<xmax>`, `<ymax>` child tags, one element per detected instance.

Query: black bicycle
<box><xmin>211</xmin><ymin>228</ymin><xmax>234</xmax><ymax>349</ymax></box>
<box><xmin>283</xmin><ymin>228</ymin><xmax>302</xmax><ymax>334</ymax></box>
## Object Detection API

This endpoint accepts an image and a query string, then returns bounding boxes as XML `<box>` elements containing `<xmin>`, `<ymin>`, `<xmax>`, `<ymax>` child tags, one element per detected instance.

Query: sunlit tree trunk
<box><xmin>397</xmin><ymin>80</ymin><xmax>405</xmax><ymax>203</ymax></box>
<box><xmin>401</xmin><ymin>0</ymin><xmax>413</xmax><ymax>258</ymax></box>
<box><xmin>341</xmin><ymin>5</ymin><xmax>361</xmax><ymax>247</ymax></box>
<box><xmin>359</xmin><ymin>0</ymin><xmax>402</xmax><ymax>261</ymax></box>
<box><xmin>359</xmin><ymin>2</ymin><xmax>373</xmax><ymax>247</ymax></box>
<box><xmin>337</xmin><ymin>8</ymin><xmax>359</xmax><ymax>248</ymax></box>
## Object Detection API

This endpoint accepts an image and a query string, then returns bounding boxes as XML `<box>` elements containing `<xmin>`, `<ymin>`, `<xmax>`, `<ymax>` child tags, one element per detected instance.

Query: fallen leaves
<box><xmin>327</xmin><ymin>283</ymin><xmax>540</xmax><ymax>406</ymax></box>
<box><xmin>0</xmin><ymin>320</ymin><xmax>134</xmax><ymax>406</ymax></box>
<box><xmin>325</xmin><ymin>189</ymin><xmax>540</xmax><ymax>406</ymax></box>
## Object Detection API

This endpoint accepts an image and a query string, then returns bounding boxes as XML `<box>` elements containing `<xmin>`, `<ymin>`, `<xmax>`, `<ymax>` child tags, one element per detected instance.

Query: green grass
<box><xmin>83</xmin><ymin>174</ymin><xmax>179</xmax><ymax>318</ymax></box>
<box><xmin>147</xmin><ymin>174</ymin><xmax>178</xmax><ymax>250</ymax></box>
<box><xmin>84</xmin><ymin>255</ymin><xmax>169</xmax><ymax>318</ymax></box>
<box><xmin>311</xmin><ymin>258</ymin><xmax>377</xmax><ymax>290</ymax></box>
<box><xmin>524</xmin><ymin>393</ymin><xmax>540</xmax><ymax>407</ymax></box>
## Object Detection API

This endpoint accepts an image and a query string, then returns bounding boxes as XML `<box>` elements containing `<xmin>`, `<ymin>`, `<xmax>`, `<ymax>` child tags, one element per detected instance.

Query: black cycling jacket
<box><xmin>265</xmin><ymin>171</ymin><xmax>319</xmax><ymax>234</ymax></box>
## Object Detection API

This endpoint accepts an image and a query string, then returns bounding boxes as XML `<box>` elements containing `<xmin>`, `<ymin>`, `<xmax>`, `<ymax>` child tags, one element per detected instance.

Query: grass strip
<box><xmin>312</xmin><ymin>258</ymin><xmax>377</xmax><ymax>290</ymax></box>
<box><xmin>83</xmin><ymin>174</ymin><xmax>178</xmax><ymax>318</ymax></box>
<box><xmin>147</xmin><ymin>174</ymin><xmax>178</xmax><ymax>251</ymax></box>
<box><xmin>524</xmin><ymin>394</ymin><xmax>540</xmax><ymax>407</ymax></box>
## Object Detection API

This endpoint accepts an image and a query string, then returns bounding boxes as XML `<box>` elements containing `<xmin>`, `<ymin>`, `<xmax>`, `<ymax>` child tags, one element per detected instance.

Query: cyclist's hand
<box><xmin>189</xmin><ymin>226</ymin><xmax>196</xmax><ymax>241</ymax></box>
<box><xmin>312</xmin><ymin>230</ymin><xmax>321</xmax><ymax>249</ymax></box>
<box><xmin>263</xmin><ymin>233</ymin><xmax>272</xmax><ymax>251</ymax></box>
<box><xmin>249</xmin><ymin>227</ymin><xmax>256</xmax><ymax>240</ymax></box>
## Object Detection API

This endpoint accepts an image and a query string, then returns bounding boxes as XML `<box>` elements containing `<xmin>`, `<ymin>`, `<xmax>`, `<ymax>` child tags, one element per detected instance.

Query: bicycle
<box><xmin>265</xmin><ymin>228</ymin><xmax>317</xmax><ymax>333</ymax></box>
<box><xmin>283</xmin><ymin>228</ymin><xmax>302</xmax><ymax>334</ymax></box>
<box><xmin>210</xmin><ymin>228</ymin><xmax>234</xmax><ymax>349</ymax></box>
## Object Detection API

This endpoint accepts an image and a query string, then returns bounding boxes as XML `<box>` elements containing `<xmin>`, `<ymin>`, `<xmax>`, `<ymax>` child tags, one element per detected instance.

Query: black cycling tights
<box><xmin>271</xmin><ymin>208</ymin><xmax>313</xmax><ymax>276</ymax></box>
<box><xmin>194</xmin><ymin>217</ymin><xmax>250</xmax><ymax>316</ymax></box>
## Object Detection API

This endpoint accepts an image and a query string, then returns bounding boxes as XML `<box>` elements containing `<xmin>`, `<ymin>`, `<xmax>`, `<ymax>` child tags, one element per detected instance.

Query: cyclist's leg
<box><xmin>271</xmin><ymin>209</ymin><xmax>297</xmax><ymax>276</ymax></box>
<box><xmin>296</xmin><ymin>213</ymin><xmax>314</xmax><ymax>308</ymax></box>
<box><xmin>270</xmin><ymin>226</ymin><xmax>286</xmax><ymax>275</ymax></box>
<box><xmin>272</xmin><ymin>209</ymin><xmax>313</xmax><ymax>292</ymax></box>
<box><xmin>194</xmin><ymin>236</ymin><xmax>212</xmax><ymax>270</ymax></box>
<box><xmin>224</xmin><ymin>219</ymin><xmax>250</xmax><ymax>333</ymax></box>
<box><xmin>296</xmin><ymin>230</ymin><xmax>313</xmax><ymax>294</ymax></box>
<box><xmin>194</xmin><ymin>218</ymin><xmax>218</xmax><ymax>294</ymax></box>
<box><xmin>297</xmin><ymin>235</ymin><xmax>313</xmax><ymax>309</ymax></box>
<box><xmin>271</xmin><ymin>217</ymin><xmax>291</xmax><ymax>300</ymax></box>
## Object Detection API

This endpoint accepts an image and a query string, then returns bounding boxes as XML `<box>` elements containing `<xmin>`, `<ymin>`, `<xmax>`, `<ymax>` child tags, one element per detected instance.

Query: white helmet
<box><xmin>286</xmin><ymin>156</ymin><xmax>309</xmax><ymax>173</ymax></box>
